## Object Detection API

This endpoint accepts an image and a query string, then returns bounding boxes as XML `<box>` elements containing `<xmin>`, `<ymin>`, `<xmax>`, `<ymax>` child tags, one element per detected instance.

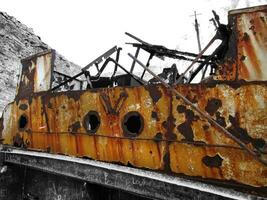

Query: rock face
<box><xmin>0</xmin><ymin>11</ymin><xmax>81</xmax><ymax>114</ymax></box>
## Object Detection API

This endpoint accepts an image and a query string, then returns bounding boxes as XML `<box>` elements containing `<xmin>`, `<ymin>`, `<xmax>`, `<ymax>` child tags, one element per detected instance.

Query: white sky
<box><xmin>1</xmin><ymin>0</ymin><xmax>267</xmax><ymax>72</ymax></box>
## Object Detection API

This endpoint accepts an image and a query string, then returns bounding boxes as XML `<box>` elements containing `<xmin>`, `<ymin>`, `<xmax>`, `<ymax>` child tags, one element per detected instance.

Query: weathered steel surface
<box><xmin>0</xmin><ymin>4</ymin><xmax>267</xmax><ymax>191</ymax></box>
<box><xmin>1</xmin><ymin>80</ymin><xmax>266</xmax><ymax>187</ymax></box>
<box><xmin>215</xmin><ymin>5</ymin><xmax>267</xmax><ymax>81</ymax></box>
<box><xmin>2</xmin><ymin>148</ymin><xmax>265</xmax><ymax>200</ymax></box>
<box><xmin>16</xmin><ymin>50</ymin><xmax>54</xmax><ymax>98</ymax></box>
<box><xmin>236</xmin><ymin>6</ymin><xmax>267</xmax><ymax>81</ymax></box>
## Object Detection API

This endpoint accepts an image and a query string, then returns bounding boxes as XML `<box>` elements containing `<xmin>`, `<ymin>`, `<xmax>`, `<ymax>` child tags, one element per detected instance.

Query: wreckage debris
<box><xmin>0</xmin><ymin>5</ymin><xmax>267</xmax><ymax>190</ymax></box>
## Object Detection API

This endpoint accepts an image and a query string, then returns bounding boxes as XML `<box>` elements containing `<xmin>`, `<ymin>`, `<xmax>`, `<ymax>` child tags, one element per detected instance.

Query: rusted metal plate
<box><xmin>34</xmin><ymin>53</ymin><xmax>53</xmax><ymax>92</ymax></box>
<box><xmin>16</xmin><ymin>50</ymin><xmax>54</xmax><ymax>99</ymax></box>
<box><xmin>0</xmin><ymin>4</ymin><xmax>267</xmax><ymax>190</ymax></box>
<box><xmin>2</xmin><ymin>85</ymin><xmax>169</xmax><ymax>170</ymax></box>
<box><xmin>215</xmin><ymin>5</ymin><xmax>267</xmax><ymax>81</ymax></box>
<box><xmin>229</xmin><ymin>5</ymin><xmax>267</xmax><ymax>15</ymax></box>
<box><xmin>236</xmin><ymin>7</ymin><xmax>267</xmax><ymax>81</ymax></box>
<box><xmin>1</xmin><ymin>82</ymin><xmax>267</xmax><ymax>187</ymax></box>
<box><xmin>0</xmin><ymin>103</ymin><xmax>14</xmax><ymax>145</ymax></box>
<box><xmin>171</xmin><ymin>83</ymin><xmax>267</xmax><ymax>187</ymax></box>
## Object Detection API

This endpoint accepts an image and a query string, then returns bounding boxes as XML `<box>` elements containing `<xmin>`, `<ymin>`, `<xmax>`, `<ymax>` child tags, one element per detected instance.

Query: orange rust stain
<box><xmin>1</xmin><ymin>83</ymin><xmax>265</xmax><ymax>187</ymax></box>
<box><xmin>1</xmin><ymin>30</ymin><xmax>267</xmax><ymax>189</ymax></box>
<box><xmin>239</xmin><ymin>36</ymin><xmax>262</xmax><ymax>79</ymax></box>
<box><xmin>217</xmin><ymin>62</ymin><xmax>237</xmax><ymax>81</ymax></box>
<box><xmin>169</xmin><ymin>143</ymin><xmax>267</xmax><ymax>186</ymax></box>
<box><xmin>237</xmin><ymin>11</ymin><xmax>267</xmax><ymax>80</ymax></box>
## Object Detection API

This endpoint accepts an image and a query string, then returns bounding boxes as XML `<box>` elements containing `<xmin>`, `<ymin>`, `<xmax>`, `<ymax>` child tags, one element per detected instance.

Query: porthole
<box><xmin>122</xmin><ymin>111</ymin><xmax>144</xmax><ymax>137</ymax></box>
<box><xmin>83</xmin><ymin>111</ymin><xmax>100</xmax><ymax>134</ymax></box>
<box><xmin>18</xmin><ymin>115</ymin><xmax>28</xmax><ymax>130</ymax></box>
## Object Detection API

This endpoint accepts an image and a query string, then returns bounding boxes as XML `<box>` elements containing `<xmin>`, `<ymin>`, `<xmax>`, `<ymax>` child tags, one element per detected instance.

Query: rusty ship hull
<box><xmin>1</xmin><ymin>80</ymin><xmax>267</xmax><ymax>187</ymax></box>
<box><xmin>0</xmin><ymin>4</ymin><xmax>267</xmax><ymax>199</ymax></box>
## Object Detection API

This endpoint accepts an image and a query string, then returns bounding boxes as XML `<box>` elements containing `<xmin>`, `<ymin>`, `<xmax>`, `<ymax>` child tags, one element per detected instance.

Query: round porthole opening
<box><xmin>83</xmin><ymin>111</ymin><xmax>100</xmax><ymax>134</ymax></box>
<box><xmin>18</xmin><ymin>115</ymin><xmax>28</xmax><ymax>130</ymax></box>
<box><xmin>122</xmin><ymin>111</ymin><xmax>144</xmax><ymax>137</ymax></box>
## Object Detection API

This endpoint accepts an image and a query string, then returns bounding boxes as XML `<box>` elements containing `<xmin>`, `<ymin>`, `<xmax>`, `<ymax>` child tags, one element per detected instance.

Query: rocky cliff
<box><xmin>0</xmin><ymin>11</ymin><xmax>81</xmax><ymax>114</ymax></box>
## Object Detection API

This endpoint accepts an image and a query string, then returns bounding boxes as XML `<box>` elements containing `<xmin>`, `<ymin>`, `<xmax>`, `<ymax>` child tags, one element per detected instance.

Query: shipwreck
<box><xmin>0</xmin><ymin>4</ymin><xmax>266</xmax><ymax>200</ymax></box>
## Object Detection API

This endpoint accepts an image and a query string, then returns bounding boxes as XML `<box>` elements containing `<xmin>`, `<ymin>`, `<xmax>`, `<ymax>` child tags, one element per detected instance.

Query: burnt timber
<box><xmin>0</xmin><ymin>4</ymin><xmax>267</xmax><ymax>200</ymax></box>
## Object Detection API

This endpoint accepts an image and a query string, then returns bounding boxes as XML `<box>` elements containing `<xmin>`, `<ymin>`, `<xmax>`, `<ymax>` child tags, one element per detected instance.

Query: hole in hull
<box><xmin>18</xmin><ymin>115</ymin><xmax>28</xmax><ymax>130</ymax></box>
<box><xmin>122</xmin><ymin>111</ymin><xmax>144</xmax><ymax>137</ymax></box>
<box><xmin>83</xmin><ymin>111</ymin><xmax>100</xmax><ymax>134</ymax></box>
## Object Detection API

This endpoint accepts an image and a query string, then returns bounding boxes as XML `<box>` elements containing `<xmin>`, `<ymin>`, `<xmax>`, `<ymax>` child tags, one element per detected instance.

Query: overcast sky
<box><xmin>1</xmin><ymin>0</ymin><xmax>267</xmax><ymax>70</ymax></box>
